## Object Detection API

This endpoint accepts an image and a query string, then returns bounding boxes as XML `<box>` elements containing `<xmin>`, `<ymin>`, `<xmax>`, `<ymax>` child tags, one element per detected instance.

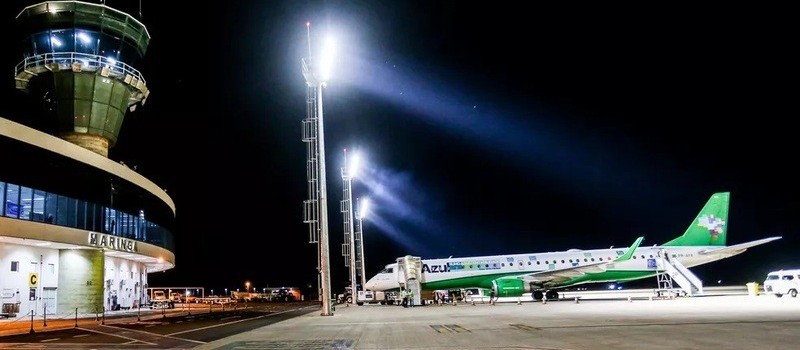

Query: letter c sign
<box><xmin>29</xmin><ymin>273</ymin><xmax>38</xmax><ymax>287</ymax></box>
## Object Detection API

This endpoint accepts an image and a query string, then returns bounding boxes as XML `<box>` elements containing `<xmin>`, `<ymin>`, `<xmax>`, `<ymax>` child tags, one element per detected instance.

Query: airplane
<box><xmin>364</xmin><ymin>192</ymin><xmax>781</xmax><ymax>301</ymax></box>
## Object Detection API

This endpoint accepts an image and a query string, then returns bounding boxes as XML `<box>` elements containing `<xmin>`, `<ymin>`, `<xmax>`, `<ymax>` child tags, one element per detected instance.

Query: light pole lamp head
<box><xmin>348</xmin><ymin>151</ymin><xmax>362</xmax><ymax>179</ymax></box>
<box><xmin>358</xmin><ymin>198</ymin><xmax>370</xmax><ymax>220</ymax></box>
<box><xmin>319</xmin><ymin>36</ymin><xmax>336</xmax><ymax>82</ymax></box>
<box><xmin>343</xmin><ymin>149</ymin><xmax>362</xmax><ymax>179</ymax></box>
<box><xmin>301</xmin><ymin>34</ymin><xmax>336</xmax><ymax>86</ymax></box>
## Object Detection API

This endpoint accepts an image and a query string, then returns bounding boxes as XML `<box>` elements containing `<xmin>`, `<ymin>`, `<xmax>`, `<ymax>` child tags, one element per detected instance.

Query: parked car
<box><xmin>763</xmin><ymin>269</ymin><xmax>800</xmax><ymax>298</ymax></box>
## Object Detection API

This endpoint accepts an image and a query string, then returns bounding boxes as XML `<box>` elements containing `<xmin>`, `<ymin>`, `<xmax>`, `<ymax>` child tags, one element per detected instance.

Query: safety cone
<box><xmin>471</xmin><ymin>300</ymin><xmax>476</xmax><ymax>306</ymax></box>
<box><xmin>517</xmin><ymin>297</ymin><xmax>522</xmax><ymax>305</ymax></box>
<box><xmin>542</xmin><ymin>298</ymin><xmax>547</xmax><ymax>304</ymax></box>
<box><xmin>627</xmin><ymin>296</ymin><xmax>632</xmax><ymax>302</ymax></box>
<box><xmin>574</xmin><ymin>297</ymin><xmax>579</xmax><ymax>304</ymax></box>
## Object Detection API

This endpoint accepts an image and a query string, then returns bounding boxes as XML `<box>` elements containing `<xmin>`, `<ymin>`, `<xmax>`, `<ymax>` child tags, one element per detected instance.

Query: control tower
<box><xmin>13</xmin><ymin>1</ymin><xmax>151</xmax><ymax>157</ymax></box>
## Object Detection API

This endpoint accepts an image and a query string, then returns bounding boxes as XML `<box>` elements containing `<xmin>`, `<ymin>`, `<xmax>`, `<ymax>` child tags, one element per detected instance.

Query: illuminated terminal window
<box><xmin>0</xmin><ymin>179</ymin><xmax>172</xmax><ymax>250</ymax></box>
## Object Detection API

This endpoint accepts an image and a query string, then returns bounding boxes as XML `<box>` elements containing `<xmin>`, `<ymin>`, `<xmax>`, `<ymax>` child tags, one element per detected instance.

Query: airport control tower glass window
<box><xmin>31</xmin><ymin>32</ymin><xmax>51</xmax><ymax>56</ymax></box>
<box><xmin>21</xmin><ymin>30</ymin><xmax>142</xmax><ymax>67</ymax></box>
<box><xmin>98</xmin><ymin>33</ymin><xmax>121</xmax><ymax>61</ymax></box>
<box><xmin>74</xmin><ymin>30</ymin><xmax>97</xmax><ymax>55</ymax></box>
<box><xmin>49</xmin><ymin>29</ymin><xmax>75</xmax><ymax>53</ymax></box>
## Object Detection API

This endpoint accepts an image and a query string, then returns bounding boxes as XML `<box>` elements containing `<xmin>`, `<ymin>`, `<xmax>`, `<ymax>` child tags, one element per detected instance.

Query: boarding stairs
<box><xmin>656</xmin><ymin>249</ymin><xmax>703</xmax><ymax>297</ymax></box>
<box><xmin>397</xmin><ymin>255</ymin><xmax>423</xmax><ymax>306</ymax></box>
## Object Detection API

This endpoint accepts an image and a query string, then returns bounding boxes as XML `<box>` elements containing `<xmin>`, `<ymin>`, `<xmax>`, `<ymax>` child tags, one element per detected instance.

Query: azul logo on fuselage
<box><xmin>422</xmin><ymin>263</ymin><xmax>451</xmax><ymax>273</ymax></box>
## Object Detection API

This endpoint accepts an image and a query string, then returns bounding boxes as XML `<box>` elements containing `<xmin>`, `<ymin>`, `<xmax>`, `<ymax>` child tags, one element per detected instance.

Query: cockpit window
<box><xmin>379</xmin><ymin>267</ymin><xmax>394</xmax><ymax>274</ymax></box>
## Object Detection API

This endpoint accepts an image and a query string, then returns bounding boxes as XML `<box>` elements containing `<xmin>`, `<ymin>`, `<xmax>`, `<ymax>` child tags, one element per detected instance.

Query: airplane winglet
<box><xmin>615</xmin><ymin>236</ymin><xmax>644</xmax><ymax>262</ymax></box>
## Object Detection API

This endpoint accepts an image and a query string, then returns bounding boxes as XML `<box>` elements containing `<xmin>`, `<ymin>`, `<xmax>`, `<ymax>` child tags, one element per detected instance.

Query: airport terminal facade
<box><xmin>0</xmin><ymin>2</ymin><xmax>175</xmax><ymax>317</ymax></box>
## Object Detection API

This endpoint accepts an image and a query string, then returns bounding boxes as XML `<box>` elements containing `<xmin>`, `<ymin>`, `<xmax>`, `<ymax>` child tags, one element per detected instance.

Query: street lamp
<box><xmin>356</xmin><ymin>197</ymin><xmax>369</xmax><ymax>289</ymax></box>
<box><xmin>341</xmin><ymin>149</ymin><xmax>361</xmax><ymax>305</ymax></box>
<box><xmin>301</xmin><ymin>22</ymin><xmax>336</xmax><ymax>316</ymax></box>
<box><xmin>245</xmin><ymin>281</ymin><xmax>250</xmax><ymax>293</ymax></box>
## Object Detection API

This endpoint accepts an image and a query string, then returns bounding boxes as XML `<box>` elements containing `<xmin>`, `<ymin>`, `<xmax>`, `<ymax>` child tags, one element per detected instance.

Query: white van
<box><xmin>763</xmin><ymin>269</ymin><xmax>800</xmax><ymax>298</ymax></box>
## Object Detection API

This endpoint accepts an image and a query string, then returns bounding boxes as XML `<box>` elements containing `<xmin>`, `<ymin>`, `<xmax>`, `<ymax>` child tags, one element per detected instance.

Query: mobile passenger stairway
<box><xmin>397</xmin><ymin>255</ymin><xmax>423</xmax><ymax>306</ymax></box>
<box><xmin>655</xmin><ymin>249</ymin><xmax>703</xmax><ymax>297</ymax></box>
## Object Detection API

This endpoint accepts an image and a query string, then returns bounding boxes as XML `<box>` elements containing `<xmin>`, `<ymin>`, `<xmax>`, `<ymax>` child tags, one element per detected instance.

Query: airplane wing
<box><xmin>504</xmin><ymin>236</ymin><xmax>644</xmax><ymax>288</ymax></box>
<box><xmin>698</xmin><ymin>236</ymin><xmax>782</xmax><ymax>257</ymax></box>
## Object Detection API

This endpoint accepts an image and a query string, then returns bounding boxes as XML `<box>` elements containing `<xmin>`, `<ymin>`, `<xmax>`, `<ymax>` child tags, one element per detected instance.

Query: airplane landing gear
<box><xmin>532</xmin><ymin>290</ymin><xmax>544</xmax><ymax>301</ymax></box>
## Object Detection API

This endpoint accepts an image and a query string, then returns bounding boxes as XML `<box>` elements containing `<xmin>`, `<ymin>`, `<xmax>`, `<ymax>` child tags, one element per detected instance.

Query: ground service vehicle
<box><xmin>763</xmin><ymin>269</ymin><xmax>800</xmax><ymax>298</ymax></box>
<box><xmin>356</xmin><ymin>290</ymin><xmax>397</xmax><ymax>305</ymax></box>
<box><xmin>271</xmin><ymin>288</ymin><xmax>302</xmax><ymax>301</ymax></box>
<box><xmin>150</xmin><ymin>290</ymin><xmax>174</xmax><ymax>309</ymax></box>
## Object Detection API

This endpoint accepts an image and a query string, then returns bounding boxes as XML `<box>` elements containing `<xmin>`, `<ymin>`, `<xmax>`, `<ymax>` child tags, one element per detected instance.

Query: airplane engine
<box><xmin>493</xmin><ymin>279</ymin><xmax>532</xmax><ymax>297</ymax></box>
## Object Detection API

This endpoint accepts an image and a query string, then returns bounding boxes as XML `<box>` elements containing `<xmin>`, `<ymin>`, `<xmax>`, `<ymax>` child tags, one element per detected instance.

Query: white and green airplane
<box><xmin>364</xmin><ymin>192</ymin><xmax>781</xmax><ymax>300</ymax></box>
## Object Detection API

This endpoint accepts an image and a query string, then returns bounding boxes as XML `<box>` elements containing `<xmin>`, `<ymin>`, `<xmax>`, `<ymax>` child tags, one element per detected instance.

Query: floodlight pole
<box><xmin>315</xmin><ymin>82</ymin><xmax>333</xmax><ymax>315</ymax></box>
<box><xmin>302</xmin><ymin>57</ymin><xmax>333</xmax><ymax>316</ymax></box>
<box><xmin>356</xmin><ymin>198</ymin><xmax>367</xmax><ymax>289</ymax></box>
<box><xmin>342</xmin><ymin>150</ymin><xmax>357</xmax><ymax>304</ymax></box>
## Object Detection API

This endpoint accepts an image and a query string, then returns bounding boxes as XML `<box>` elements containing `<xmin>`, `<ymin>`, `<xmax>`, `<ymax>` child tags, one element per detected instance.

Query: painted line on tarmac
<box><xmin>167</xmin><ymin>306</ymin><xmax>313</xmax><ymax>337</ymax></box>
<box><xmin>73</xmin><ymin>334</ymin><xmax>90</xmax><ymax>338</ymax></box>
<box><xmin>40</xmin><ymin>337</ymin><xmax>60</xmax><ymax>342</ymax></box>
<box><xmin>93</xmin><ymin>324</ymin><xmax>207</xmax><ymax>345</ymax></box>
<box><xmin>78</xmin><ymin>327</ymin><xmax>158</xmax><ymax>346</ymax></box>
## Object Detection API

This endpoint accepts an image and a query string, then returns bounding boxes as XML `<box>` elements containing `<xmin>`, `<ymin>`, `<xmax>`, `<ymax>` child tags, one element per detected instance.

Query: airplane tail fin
<box><xmin>662</xmin><ymin>192</ymin><xmax>729</xmax><ymax>247</ymax></box>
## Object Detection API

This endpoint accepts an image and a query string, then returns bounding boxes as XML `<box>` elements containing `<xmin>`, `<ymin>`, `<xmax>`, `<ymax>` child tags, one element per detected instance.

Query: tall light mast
<box><xmin>341</xmin><ymin>149</ymin><xmax>357</xmax><ymax>304</ymax></box>
<box><xmin>301</xmin><ymin>22</ymin><xmax>335</xmax><ymax>316</ymax></box>
<box><xmin>355</xmin><ymin>197</ymin><xmax>369</xmax><ymax>288</ymax></box>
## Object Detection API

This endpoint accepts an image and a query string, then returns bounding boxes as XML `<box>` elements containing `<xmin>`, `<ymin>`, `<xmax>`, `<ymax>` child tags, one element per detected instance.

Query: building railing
<box><xmin>15</xmin><ymin>52</ymin><xmax>146</xmax><ymax>86</ymax></box>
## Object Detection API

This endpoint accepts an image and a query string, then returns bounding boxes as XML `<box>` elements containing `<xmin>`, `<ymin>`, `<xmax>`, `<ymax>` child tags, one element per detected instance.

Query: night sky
<box><xmin>1</xmin><ymin>1</ymin><xmax>797</xmax><ymax>295</ymax></box>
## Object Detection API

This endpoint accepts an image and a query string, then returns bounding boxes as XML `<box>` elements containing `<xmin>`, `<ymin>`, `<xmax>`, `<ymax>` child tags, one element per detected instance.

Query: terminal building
<box><xmin>0</xmin><ymin>1</ymin><xmax>175</xmax><ymax>317</ymax></box>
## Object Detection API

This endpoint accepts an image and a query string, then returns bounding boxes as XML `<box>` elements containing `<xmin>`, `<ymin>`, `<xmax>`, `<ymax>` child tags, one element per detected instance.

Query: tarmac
<box><xmin>2</xmin><ymin>288</ymin><xmax>799</xmax><ymax>349</ymax></box>
<box><xmin>0</xmin><ymin>301</ymin><xmax>255</xmax><ymax>337</ymax></box>
<box><xmin>193</xmin><ymin>291</ymin><xmax>800</xmax><ymax>350</ymax></box>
